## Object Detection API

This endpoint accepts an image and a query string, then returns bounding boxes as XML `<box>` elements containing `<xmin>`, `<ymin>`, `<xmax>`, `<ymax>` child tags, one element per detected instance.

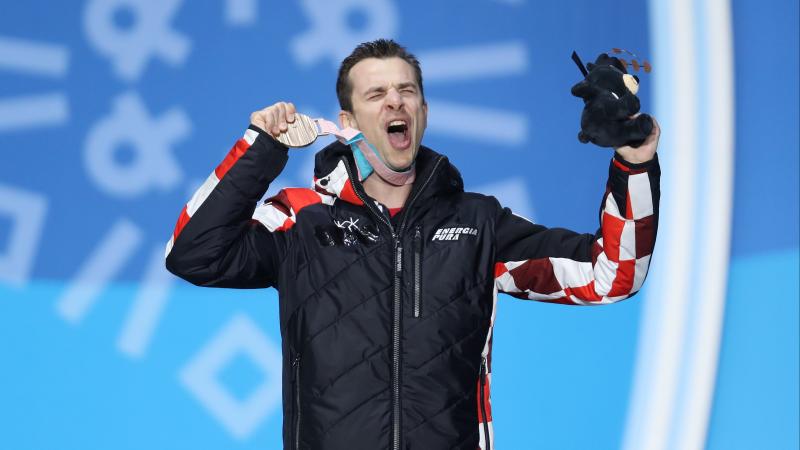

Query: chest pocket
<box><xmin>304</xmin><ymin>208</ymin><xmax>385</xmax><ymax>278</ymax></box>
<box><xmin>410</xmin><ymin>220</ymin><xmax>490</xmax><ymax>320</ymax></box>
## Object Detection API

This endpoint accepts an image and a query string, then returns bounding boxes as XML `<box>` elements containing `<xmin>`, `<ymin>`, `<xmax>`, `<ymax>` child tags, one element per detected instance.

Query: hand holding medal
<box><xmin>250</xmin><ymin>101</ymin><xmax>316</xmax><ymax>148</ymax></box>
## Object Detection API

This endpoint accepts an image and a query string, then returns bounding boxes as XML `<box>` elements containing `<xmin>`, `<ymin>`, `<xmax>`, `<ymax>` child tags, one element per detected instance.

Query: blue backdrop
<box><xmin>0</xmin><ymin>0</ymin><xmax>797</xmax><ymax>449</ymax></box>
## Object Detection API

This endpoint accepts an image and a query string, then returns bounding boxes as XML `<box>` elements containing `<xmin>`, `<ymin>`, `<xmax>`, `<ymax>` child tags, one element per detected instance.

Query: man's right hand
<box><xmin>250</xmin><ymin>102</ymin><xmax>297</xmax><ymax>137</ymax></box>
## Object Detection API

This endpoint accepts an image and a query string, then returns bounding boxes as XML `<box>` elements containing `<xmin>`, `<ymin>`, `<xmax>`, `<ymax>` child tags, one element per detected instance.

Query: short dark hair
<box><xmin>336</xmin><ymin>39</ymin><xmax>425</xmax><ymax>112</ymax></box>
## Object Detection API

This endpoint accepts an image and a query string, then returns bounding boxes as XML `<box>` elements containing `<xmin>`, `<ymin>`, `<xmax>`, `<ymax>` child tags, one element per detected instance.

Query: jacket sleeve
<box><xmin>493</xmin><ymin>152</ymin><xmax>660</xmax><ymax>305</ymax></box>
<box><xmin>164</xmin><ymin>125</ymin><xmax>290</xmax><ymax>289</ymax></box>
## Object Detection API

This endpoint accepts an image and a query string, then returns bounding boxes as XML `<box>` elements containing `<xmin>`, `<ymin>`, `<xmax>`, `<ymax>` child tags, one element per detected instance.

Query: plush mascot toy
<box><xmin>570</xmin><ymin>51</ymin><xmax>654</xmax><ymax>148</ymax></box>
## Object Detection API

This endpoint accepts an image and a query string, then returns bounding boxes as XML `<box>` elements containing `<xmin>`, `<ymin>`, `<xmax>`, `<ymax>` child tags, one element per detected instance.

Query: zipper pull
<box><xmin>414</xmin><ymin>227</ymin><xmax>422</xmax><ymax>258</ymax></box>
<box><xmin>396</xmin><ymin>244</ymin><xmax>403</xmax><ymax>273</ymax></box>
<box><xmin>480</xmin><ymin>356</ymin><xmax>487</xmax><ymax>380</ymax></box>
<box><xmin>292</xmin><ymin>353</ymin><xmax>301</xmax><ymax>378</ymax></box>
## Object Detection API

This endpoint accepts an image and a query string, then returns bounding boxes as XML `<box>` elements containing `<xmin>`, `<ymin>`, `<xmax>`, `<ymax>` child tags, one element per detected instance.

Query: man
<box><xmin>165</xmin><ymin>39</ymin><xmax>660</xmax><ymax>450</ymax></box>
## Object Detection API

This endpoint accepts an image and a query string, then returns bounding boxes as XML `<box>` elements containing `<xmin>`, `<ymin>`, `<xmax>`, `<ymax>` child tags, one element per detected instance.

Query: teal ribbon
<box><xmin>346</xmin><ymin>133</ymin><xmax>375</xmax><ymax>181</ymax></box>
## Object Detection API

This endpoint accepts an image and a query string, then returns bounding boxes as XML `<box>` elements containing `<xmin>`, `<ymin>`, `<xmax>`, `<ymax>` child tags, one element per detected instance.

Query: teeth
<box><xmin>388</xmin><ymin>120</ymin><xmax>406</xmax><ymax>127</ymax></box>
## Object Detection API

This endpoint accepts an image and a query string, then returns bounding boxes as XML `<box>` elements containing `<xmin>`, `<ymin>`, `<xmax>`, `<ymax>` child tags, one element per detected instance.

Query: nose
<box><xmin>385</xmin><ymin>88</ymin><xmax>404</xmax><ymax>110</ymax></box>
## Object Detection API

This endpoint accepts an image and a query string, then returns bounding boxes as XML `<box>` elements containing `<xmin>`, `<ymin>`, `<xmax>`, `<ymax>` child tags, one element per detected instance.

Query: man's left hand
<box><xmin>615</xmin><ymin>114</ymin><xmax>660</xmax><ymax>164</ymax></box>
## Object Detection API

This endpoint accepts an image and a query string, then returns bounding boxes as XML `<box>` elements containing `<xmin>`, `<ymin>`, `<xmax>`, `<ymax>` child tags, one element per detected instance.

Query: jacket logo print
<box><xmin>431</xmin><ymin>226</ymin><xmax>478</xmax><ymax>241</ymax></box>
<box><xmin>315</xmin><ymin>217</ymin><xmax>380</xmax><ymax>247</ymax></box>
<box><xmin>334</xmin><ymin>217</ymin><xmax>360</xmax><ymax>232</ymax></box>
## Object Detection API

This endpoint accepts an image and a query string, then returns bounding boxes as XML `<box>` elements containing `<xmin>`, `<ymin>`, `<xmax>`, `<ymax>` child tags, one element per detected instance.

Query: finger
<box><xmin>642</xmin><ymin>117</ymin><xmax>659</xmax><ymax>143</ymax></box>
<box><xmin>251</xmin><ymin>111</ymin><xmax>267</xmax><ymax>130</ymax></box>
<box><xmin>286</xmin><ymin>102</ymin><xmax>296</xmax><ymax>122</ymax></box>
<box><xmin>266</xmin><ymin>109</ymin><xmax>281</xmax><ymax>136</ymax></box>
<box><xmin>651</xmin><ymin>116</ymin><xmax>661</xmax><ymax>135</ymax></box>
<box><xmin>275</xmin><ymin>103</ymin><xmax>288</xmax><ymax>132</ymax></box>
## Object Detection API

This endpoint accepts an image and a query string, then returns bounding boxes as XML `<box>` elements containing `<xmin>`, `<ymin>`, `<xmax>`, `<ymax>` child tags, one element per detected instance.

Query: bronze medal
<box><xmin>275</xmin><ymin>113</ymin><xmax>319</xmax><ymax>148</ymax></box>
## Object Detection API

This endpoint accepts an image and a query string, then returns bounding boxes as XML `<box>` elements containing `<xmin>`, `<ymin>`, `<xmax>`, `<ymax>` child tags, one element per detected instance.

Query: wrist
<box><xmin>615</xmin><ymin>150</ymin><xmax>655</xmax><ymax>165</ymax></box>
<box><xmin>614</xmin><ymin>151</ymin><xmax>658</xmax><ymax>170</ymax></box>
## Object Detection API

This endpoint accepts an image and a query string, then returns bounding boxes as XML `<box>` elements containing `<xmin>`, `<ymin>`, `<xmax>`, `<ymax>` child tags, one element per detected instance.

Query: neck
<box><xmin>363</xmin><ymin>174</ymin><xmax>413</xmax><ymax>209</ymax></box>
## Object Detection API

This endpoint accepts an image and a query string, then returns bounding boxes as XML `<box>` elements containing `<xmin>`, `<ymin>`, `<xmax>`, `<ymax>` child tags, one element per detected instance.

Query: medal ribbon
<box><xmin>314</xmin><ymin>118</ymin><xmax>416</xmax><ymax>186</ymax></box>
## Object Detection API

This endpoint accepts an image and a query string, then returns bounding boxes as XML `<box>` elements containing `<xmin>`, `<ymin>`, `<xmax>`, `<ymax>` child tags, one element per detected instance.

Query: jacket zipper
<box><xmin>391</xmin><ymin>158</ymin><xmax>443</xmax><ymax>449</ymax></box>
<box><xmin>344</xmin><ymin>156</ymin><xmax>444</xmax><ymax>450</ymax></box>
<box><xmin>293</xmin><ymin>353</ymin><xmax>302</xmax><ymax>450</ymax></box>
<box><xmin>413</xmin><ymin>225</ymin><xmax>422</xmax><ymax>318</ymax></box>
<box><xmin>392</xmin><ymin>240</ymin><xmax>403</xmax><ymax>449</ymax></box>
<box><xmin>479</xmin><ymin>356</ymin><xmax>491</xmax><ymax>450</ymax></box>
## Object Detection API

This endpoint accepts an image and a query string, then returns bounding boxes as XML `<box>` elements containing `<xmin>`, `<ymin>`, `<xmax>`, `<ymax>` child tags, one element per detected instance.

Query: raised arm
<box><xmin>164</xmin><ymin>102</ymin><xmax>298</xmax><ymax>288</ymax></box>
<box><xmin>493</xmin><ymin>151</ymin><xmax>661</xmax><ymax>305</ymax></box>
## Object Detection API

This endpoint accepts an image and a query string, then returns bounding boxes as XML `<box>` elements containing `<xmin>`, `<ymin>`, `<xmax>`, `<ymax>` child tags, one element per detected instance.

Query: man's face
<box><xmin>339</xmin><ymin>57</ymin><xmax>428</xmax><ymax>171</ymax></box>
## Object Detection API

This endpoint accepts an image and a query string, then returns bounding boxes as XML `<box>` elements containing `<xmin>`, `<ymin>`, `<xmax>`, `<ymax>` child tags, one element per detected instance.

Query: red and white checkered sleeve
<box><xmin>493</xmin><ymin>153</ymin><xmax>660</xmax><ymax>305</ymax></box>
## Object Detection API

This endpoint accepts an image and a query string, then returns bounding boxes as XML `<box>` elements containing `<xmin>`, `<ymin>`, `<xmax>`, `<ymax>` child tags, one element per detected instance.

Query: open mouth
<box><xmin>386</xmin><ymin>120</ymin><xmax>410</xmax><ymax>150</ymax></box>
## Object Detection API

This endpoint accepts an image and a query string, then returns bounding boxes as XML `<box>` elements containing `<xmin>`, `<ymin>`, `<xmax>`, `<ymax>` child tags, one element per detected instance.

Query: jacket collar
<box><xmin>311</xmin><ymin>140</ymin><xmax>464</xmax><ymax>207</ymax></box>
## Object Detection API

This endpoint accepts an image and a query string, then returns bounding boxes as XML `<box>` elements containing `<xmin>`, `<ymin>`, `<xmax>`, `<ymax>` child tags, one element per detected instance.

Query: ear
<box><xmin>422</xmin><ymin>101</ymin><xmax>428</xmax><ymax>130</ymax></box>
<box><xmin>571</xmin><ymin>79</ymin><xmax>590</xmax><ymax>98</ymax></box>
<box><xmin>622</xmin><ymin>73</ymin><xmax>639</xmax><ymax>95</ymax></box>
<box><xmin>339</xmin><ymin>110</ymin><xmax>356</xmax><ymax>129</ymax></box>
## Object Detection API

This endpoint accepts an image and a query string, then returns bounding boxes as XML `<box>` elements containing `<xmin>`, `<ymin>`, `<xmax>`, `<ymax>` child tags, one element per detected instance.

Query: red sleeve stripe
<box><xmin>607</xmin><ymin>259</ymin><xmax>637</xmax><ymax>297</ymax></box>
<box><xmin>339</xmin><ymin>179</ymin><xmax>364</xmax><ymax>205</ymax></box>
<box><xmin>476</xmin><ymin>373</ymin><xmax>493</xmax><ymax>423</ymax></box>
<box><xmin>252</xmin><ymin>189</ymin><xmax>335</xmax><ymax>232</ymax></box>
<box><xmin>215</xmin><ymin>138</ymin><xmax>249</xmax><ymax>179</ymax></box>
<box><xmin>613</xmin><ymin>158</ymin><xmax>651</xmax><ymax>175</ymax></box>
<box><xmin>494</xmin><ymin>262</ymin><xmax>508</xmax><ymax>278</ymax></box>
<box><xmin>625</xmin><ymin>190</ymin><xmax>635</xmax><ymax>220</ymax></box>
<box><xmin>166</xmin><ymin>129</ymin><xmax>257</xmax><ymax>258</ymax></box>
<box><xmin>602</xmin><ymin>212</ymin><xmax>625</xmax><ymax>262</ymax></box>
<box><xmin>564</xmin><ymin>282</ymin><xmax>603</xmax><ymax>302</ymax></box>
<box><xmin>613</xmin><ymin>158</ymin><xmax>631</xmax><ymax>172</ymax></box>
<box><xmin>476</xmin><ymin>371</ymin><xmax>495</xmax><ymax>449</ymax></box>
<box><xmin>277</xmin><ymin>188</ymin><xmax>329</xmax><ymax>215</ymax></box>
<box><xmin>173</xmin><ymin>205</ymin><xmax>190</xmax><ymax>241</ymax></box>
<box><xmin>165</xmin><ymin>206</ymin><xmax>192</xmax><ymax>257</ymax></box>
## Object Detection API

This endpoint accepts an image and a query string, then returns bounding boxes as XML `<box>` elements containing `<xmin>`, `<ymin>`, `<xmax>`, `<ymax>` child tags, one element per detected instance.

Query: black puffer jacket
<box><xmin>165</xmin><ymin>125</ymin><xmax>660</xmax><ymax>450</ymax></box>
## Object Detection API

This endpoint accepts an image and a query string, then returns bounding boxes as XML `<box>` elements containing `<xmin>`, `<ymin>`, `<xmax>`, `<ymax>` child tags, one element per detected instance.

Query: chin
<box><xmin>387</xmin><ymin>154</ymin><xmax>414</xmax><ymax>171</ymax></box>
